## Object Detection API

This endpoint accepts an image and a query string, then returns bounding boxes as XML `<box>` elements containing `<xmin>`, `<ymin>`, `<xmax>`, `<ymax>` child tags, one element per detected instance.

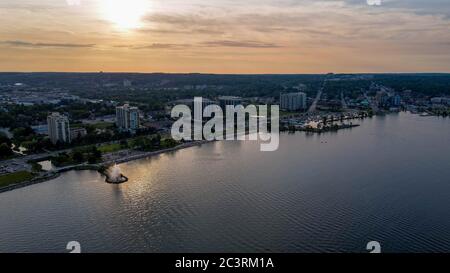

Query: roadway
<box><xmin>341</xmin><ymin>92</ymin><xmax>348</xmax><ymax>110</ymax></box>
<box><xmin>308</xmin><ymin>77</ymin><xmax>327</xmax><ymax>113</ymax></box>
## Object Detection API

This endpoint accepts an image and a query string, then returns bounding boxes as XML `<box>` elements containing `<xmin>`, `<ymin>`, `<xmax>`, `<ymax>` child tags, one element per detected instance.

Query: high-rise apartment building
<box><xmin>116</xmin><ymin>104</ymin><xmax>140</xmax><ymax>133</ymax></box>
<box><xmin>280</xmin><ymin>92</ymin><xmax>307</xmax><ymax>111</ymax></box>
<box><xmin>47</xmin><ymin>112</ymin><xmax>71</xmax><ymax>144</ymax></box>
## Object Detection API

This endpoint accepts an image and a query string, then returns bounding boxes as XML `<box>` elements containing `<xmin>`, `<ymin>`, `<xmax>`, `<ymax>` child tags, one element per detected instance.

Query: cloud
<box><xmin>113</xmin><ymin>43</ymin><xmax>190</xmax><ymax>50</ymax></box>
<box><xmin>138</xmin><ymin>27</ymin><xmax>224</xmax><ymax>35</ymax></box>
<box><xmin>344</xmin><ymin>0</ymin><xmax>450</xmax><ymax>18</ymax></box>
<box><xmin>114</xmin><ymin>41</ymin><xmax>279</xmax><ymax>50</ymax></box>
<box><xmin>143</xmin><ymin>13</ymin><xmax>226</xmax><ymax>35</ymax></box>
<box><xmin>1</xmin><ymin>40</ymin><xmax>95</xmax><ymax>48</ymax></box>
<box><xmin>201</xmin><ymin>40</ymin><xmax>281</xmax><ymax>48</ymax></box>
<box><xmin>0</xmin><ymin>0</ymin><xmax>449</xmax><ymax>72</ymax></box>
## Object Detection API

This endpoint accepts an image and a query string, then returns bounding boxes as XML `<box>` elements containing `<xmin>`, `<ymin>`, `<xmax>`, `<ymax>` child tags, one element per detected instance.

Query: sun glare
<box><xmin>100</xmin><ymin>0</ymin><xmax>149</xmax><ymax>30</ymax></box>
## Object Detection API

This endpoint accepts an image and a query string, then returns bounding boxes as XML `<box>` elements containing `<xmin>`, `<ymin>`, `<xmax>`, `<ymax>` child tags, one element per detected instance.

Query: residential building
<box><xmin>431</xmin><ymin>97</ymin><xmax>450</xmax><ymax>105</ymax></box>
<box><xmin>280</xmin><ymin>92</ymin><xmax>307</xmax><ymax>111</ymax></box>
<box><xmin>376</xmin><ymin>91</ymin><xmax>390</xmax><ymax>108</ymax></box>
<box><xmin>47</xmin><ymin>112</ymin><xmax>71</xmax><ymax>144</ymax></box>
<box><xmin>219</xmin><ymin>96</ymin><xmax>243</xmax><ymax>110</ymax></box>
<box><xmin>123</xmin><ymin>80</ymin><xmax>132</xmax><ymax>87</ymax></box>
<box><xmin>393</xmin><ymin>94</ymin><xmax>402</xmax><ymax>107</ymax></box>
<box><xmin>116</xmin><ymin>104</ymin><xmax>140</xmax><ymax>133</ymax></box>
<box><xmin>70</xmin><ymin>128</ymin><xmax>88</xmax><ymax>141</ymax></box>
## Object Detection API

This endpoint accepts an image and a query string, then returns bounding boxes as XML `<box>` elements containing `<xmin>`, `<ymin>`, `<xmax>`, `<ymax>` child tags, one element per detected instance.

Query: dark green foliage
<box><xmin>0</xmin><ymin>143</ymin><xmax>13</xmax><ymax>158</ymax></box>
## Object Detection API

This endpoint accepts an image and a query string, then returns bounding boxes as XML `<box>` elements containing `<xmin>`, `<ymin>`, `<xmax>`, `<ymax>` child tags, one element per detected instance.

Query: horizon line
<box><xmin>1</xmin><ymin>71</ymin><xmax>450</xmax><ymax>75</ymax></box>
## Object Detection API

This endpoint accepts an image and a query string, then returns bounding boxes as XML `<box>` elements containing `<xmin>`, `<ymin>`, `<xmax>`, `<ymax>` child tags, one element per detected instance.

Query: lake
<box><xmin>1</xmin><ymin>112</ymin><xmax>449</xmax><ymax>253</ymax></box>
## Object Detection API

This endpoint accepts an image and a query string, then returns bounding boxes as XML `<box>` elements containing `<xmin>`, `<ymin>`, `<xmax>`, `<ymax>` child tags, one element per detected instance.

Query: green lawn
<box><xmin>98</xmin><ymin>143</ymin><xmax>123</xmax><ymax>153</ymax></box>
<box><xmin>0</xmin><ymin>171</ymin><xmax>35</xmax><ymax>188</ymax></box>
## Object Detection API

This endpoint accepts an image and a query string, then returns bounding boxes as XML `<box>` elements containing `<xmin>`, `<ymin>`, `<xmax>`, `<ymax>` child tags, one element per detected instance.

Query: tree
<box><xmin>119</xmin><ymin>139</ymin><xmax>128</xmax><ymax>148</ymax></box>
<box><xmin>12</xmin><ymin>126</ymin><xmax>34</xmax><ymax>140</ymax></box>
<box><xmin>31</xmin><ymin>162</ymin><xmax>43</xmax><ymax>173</ymax></box>
<box><xmin>0</xmin><ymin>133</ymin><xmax>11</xmax><ymax>146</ymax></box>
<box><xmin>152</xmin><ymin>134</ymin><xmax>162</xmax><ymax>147</ymax></box>
<box><xmin>0</xmin><ymin>143</ymin><xmax>13</xmax><ymax>158</ymax></box>
<box><xmin>87</xmin><ymin>146</ymin><xmax>102</xmax><ymax>164</ymax></box>
<box><xmin>91</xmin><ymin>146</ymin><xmax>102</xmax><ymax>159</ymax></box>
<box><xmin>161</xmin><ymin>138</ymin><xmax>178</xmax><ymax>148</ymax></box>
<box><xmin>71</xmin><ymin>150</ymin><xmax>85</xmax><ymax>163</ymax></box>
<box><xmin>87</xmin><ymin>155</ymin><xmax>97</xmax><ymax>164</ymax></box>
<box><xmin>22</xmin><ymin>139</ymin><xmax>42</xmax><ymax>153</ymax></box>
<box><xmin>130</xmin><ymin>136</ymin><xmax>146</xmax><ymax>149</ymax></box>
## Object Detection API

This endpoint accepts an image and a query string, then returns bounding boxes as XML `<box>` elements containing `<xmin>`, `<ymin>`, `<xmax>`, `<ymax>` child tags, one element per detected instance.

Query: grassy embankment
<box><xmin>0</xmin><ymin>171</ymin><xmax>35</xmax><ymax>188</ymax></box>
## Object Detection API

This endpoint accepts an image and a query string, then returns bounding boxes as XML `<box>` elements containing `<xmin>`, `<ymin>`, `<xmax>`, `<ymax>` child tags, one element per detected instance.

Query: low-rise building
<box><xmin>431</xmin><ymin>97</ymin><xmax>450</xmax><ymax>105</ymax></box>
<box><xmin>70</xmin><ymin>128</ymin><xmax>88</xmax><ymax>141</ymax></box>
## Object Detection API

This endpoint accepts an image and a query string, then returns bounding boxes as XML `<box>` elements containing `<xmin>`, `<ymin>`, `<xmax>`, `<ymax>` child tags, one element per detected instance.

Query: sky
<box><xmin>0</xmin><ymin>0</ymin><xmax>449</xmax><ymax>73</ymax></box>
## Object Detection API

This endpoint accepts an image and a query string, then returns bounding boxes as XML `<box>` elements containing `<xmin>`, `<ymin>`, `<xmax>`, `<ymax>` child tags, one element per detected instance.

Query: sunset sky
<box><xmin>0</xmin><ymin>0</ymin><xmax>449</xmax><ymax>73</ymax></box>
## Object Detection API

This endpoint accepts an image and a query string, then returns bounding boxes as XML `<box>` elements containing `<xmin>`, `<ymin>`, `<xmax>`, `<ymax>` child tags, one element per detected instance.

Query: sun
<box><xmin>100</xmin><ymin>0</ymin><xmax>149</xmax><ymax>30</ymax></box>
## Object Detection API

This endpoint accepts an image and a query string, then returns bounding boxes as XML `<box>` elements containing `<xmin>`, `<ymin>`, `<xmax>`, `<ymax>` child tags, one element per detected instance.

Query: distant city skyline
<box><xmin>0</xmin><ymin>0</ymin><xmax>449</xmax><ymax>73</ymax></box>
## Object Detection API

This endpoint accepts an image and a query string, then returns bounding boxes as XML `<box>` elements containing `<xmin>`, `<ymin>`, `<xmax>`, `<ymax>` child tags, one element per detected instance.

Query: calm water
<box><xmin>1</xmin><ymin>113</ymin><xmax>450</xmax><ymax>253</ymax></box>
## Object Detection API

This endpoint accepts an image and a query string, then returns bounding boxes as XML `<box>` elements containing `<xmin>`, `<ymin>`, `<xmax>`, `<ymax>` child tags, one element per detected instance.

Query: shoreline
<box><xmin>0</xmin><ymin>172</ymin><xmax>61</xmax><ymax>194</ymax></box>
<box><xmin>0</xmin><ymin>140</ymin><xmax>212</xmax><ymax>194</ymax></box>
<box><xmin>102</xmin><ymin>140</ymin><xmax>212</xmax><ymax>166</ymax></box>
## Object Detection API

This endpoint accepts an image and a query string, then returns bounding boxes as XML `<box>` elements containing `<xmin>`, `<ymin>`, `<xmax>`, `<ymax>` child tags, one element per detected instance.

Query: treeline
<box><xmin>51</xmin><ymin>146</ymin><xmax>102</xmax><ymax>167</ymax></box>
<box><xmin>374</xmin><ymin>74</ymin><xmax>450</xmax><ymax>97</ymax></box>
<box><xmin>0</xmin><ymin>132</ymin><xmax>13</xmax><ymax>159</ymax></box>
<box><xmin>130</xmin><ymin>134</ymin><xmax>178</xmax><ymax>152</ymax></box>
<box><xmin>0</xmin><ymin>102</ymin><xmax>115</xmax><ymax>129</ymax></box>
